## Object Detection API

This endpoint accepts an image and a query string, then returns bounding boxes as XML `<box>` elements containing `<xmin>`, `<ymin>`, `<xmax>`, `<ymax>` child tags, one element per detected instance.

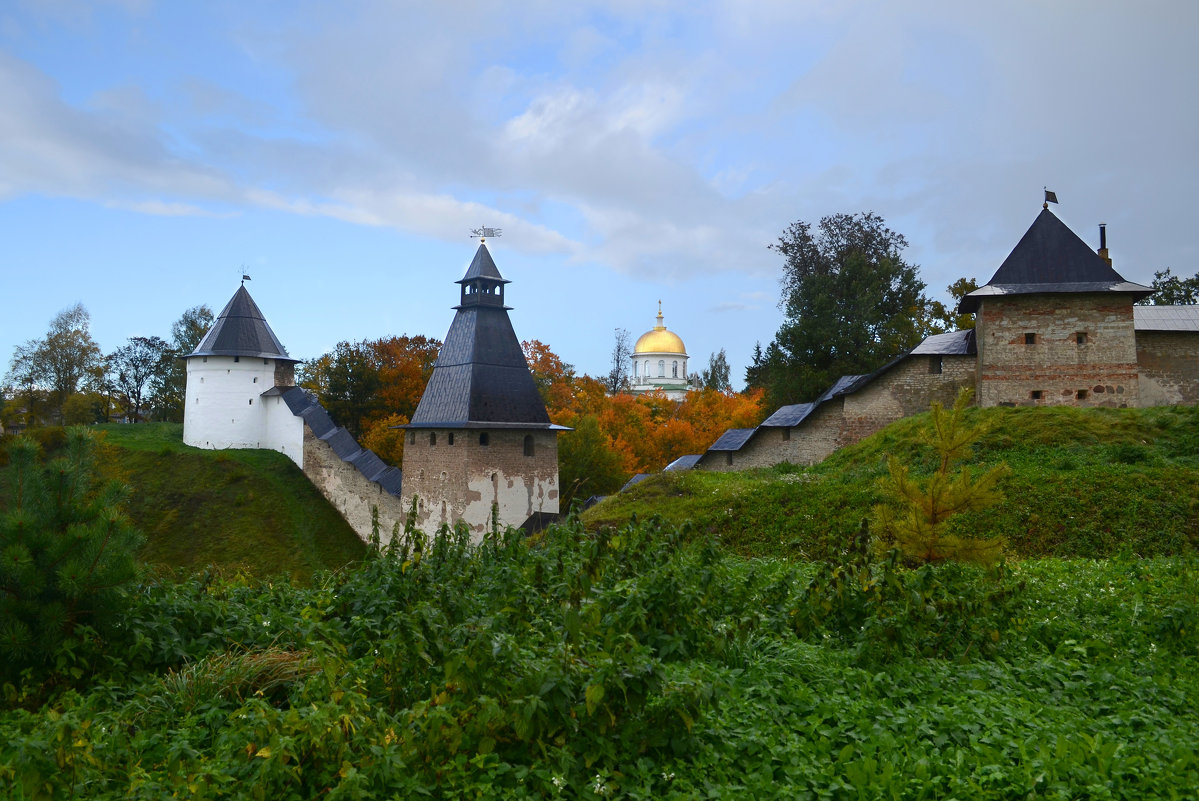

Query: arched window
<box><xmin>672</xmin><ymin>361</ymin><xmax>678</xmax><ymax>378</ymax></box>
<box><xmin>633</xmin><ymin>361</ymin><xmax>638</xmax><ymax>377</ymax></box>
<box><xmin>479</xmin><ymin>432</ymin><xmax>489</xmax><ymax>446</ymax></box>
<box><xmin>523</xmin><ymin>435</ymin><xmax>535</xmax><ymax>457</ymax></box>
<box><xmin>644</xmin><ymin>360</ymin><xmax>650</xmax><ymax>377</ymax></box>
<box><xmin>658</xmin><ymin>360</ymin><xmax>665</xmax><ymax>377</ymax></box>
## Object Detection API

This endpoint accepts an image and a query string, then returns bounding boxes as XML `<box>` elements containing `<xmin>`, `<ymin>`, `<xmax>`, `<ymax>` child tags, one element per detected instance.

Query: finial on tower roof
<box><xmin>1043</xmin><ymin>187</ymin><xmax>1058</xmax><ymax>210</ymax></box>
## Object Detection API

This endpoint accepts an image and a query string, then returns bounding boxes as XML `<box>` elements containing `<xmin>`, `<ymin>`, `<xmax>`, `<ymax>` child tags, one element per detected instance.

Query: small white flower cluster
<box><xmin>592</xmin><ymin>775</ymin><xmax>611</xmax><ymax>796</ymax></box>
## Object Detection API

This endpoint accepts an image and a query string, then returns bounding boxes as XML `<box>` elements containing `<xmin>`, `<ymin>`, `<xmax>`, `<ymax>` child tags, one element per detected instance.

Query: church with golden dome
<box><xmin>629</xmin><ymin>303</ymin><xmax>694</xmax><ymax>401</ymax></box>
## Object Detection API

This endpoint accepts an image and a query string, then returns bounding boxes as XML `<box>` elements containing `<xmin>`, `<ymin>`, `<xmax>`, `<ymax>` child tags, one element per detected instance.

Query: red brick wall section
<box><xmin>976</xmin><ymin>295</ymin><xmax>1139</xmax><ymax>408</ymax></box>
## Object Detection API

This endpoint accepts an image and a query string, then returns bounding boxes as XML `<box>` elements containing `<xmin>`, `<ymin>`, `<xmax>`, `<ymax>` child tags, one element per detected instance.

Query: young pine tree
<box><xmin>0</xmin><ymin>427</ymin><xmax>143</xmax><ymax>666</ymax></box>
<box><xmin>873</xmin><ymin>388</ymin><xmax>1008</xmax><ymax>565</ymax></box>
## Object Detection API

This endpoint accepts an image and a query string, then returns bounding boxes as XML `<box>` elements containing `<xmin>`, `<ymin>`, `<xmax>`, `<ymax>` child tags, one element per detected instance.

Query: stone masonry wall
<box><xmin>401</xmin><ymin>429</ymin><xmax>559</xmax><ymax>540</ymax></box>
<box><xmin>302</xmin><ymin>426</ymin><xmax>409</xmax><ymax>546</ymax></box>
<box><xmin>703</xmin><ymin>353</ymin><xmax>975</xmax><ymax>472</ymax></box>
<box><xmin>1137</xmin><ymin>331</ymin><xmax>1199</xmax><ymax>406</ymax></box>
<box><xmin>976</xmin><ymin>294</ymin><xmax>1139</xmax><ymax>408</ymax></box>
<box><xmin>840</xmin><ymin>354</ymin><xmax>975</xmax><ymax>444</ymax></box>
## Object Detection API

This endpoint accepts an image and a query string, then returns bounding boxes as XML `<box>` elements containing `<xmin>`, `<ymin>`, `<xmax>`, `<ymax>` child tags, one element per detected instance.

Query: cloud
<box><xmin>2</xmin><ymin>0</ymin><xmax>1196</xmax><ymax>294</ymax></box>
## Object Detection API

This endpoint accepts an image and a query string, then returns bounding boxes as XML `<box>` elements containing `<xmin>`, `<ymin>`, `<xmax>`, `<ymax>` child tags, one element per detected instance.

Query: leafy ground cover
<box><xmin>0</xmin><ymin>424</ymin><xmax>365</xmax><ymax>582</ymax></box>
<box><xmin>2</xmin><ymin>517</ymin><xmax>1197</xmax><ymax>799</ymax></box>
<box><xmin>584</xmin><ymin>404</ymin><xmax>1199</xmax><ymax>560</ymax></box>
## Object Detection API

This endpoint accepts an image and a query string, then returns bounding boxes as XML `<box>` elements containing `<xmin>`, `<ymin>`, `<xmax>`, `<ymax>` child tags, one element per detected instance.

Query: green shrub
<box><xmin>792</xmin><ymin>522</ymin><xmax>1024</xmax><ymax>664</ymax></box>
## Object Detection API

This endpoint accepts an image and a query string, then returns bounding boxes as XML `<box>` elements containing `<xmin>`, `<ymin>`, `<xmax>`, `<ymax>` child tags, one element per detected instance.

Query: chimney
<box><xmin>1097</xmin><ymin>223</ymin><xmax>1112</xmax><ymax>267</ymax></box>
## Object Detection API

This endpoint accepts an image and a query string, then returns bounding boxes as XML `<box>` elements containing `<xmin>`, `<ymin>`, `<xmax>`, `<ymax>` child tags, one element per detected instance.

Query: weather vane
<box><xmin>240</xmin><ymin>265</ymin><xmax>251</xmax><ymax>286</ymax></box>
<box><xmin>470</xmin><ymin>226</ymin><xmax>502</xmax><ymax>243</ymax></box>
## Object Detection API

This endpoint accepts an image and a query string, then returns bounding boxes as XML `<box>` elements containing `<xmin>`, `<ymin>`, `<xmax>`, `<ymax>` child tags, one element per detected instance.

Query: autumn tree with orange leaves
<box><xmin>518</xmin><ymin>339</ymin><xmax>766</xmax><ymax>506</ymax></box>
<box><xmin>299</xmin><ymin>335</ymin><xmax>441</xmax><ymax>465</ymax></box>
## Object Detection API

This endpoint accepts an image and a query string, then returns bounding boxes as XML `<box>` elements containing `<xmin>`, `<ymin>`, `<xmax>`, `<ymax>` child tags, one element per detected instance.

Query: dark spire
<box><xmin>187</xmin><ymin>284</ymin><xmax>296</xmax><ymax>361</ymax></box>
<box><xmin>958</xmin><ymin>208</ymin><xmax>1150</xmax><ymax>313</ymax></box>
<box><xmin>409</xmin><ymin>244</ymin><xmax>553</xmax><ymax>428</ymax></box>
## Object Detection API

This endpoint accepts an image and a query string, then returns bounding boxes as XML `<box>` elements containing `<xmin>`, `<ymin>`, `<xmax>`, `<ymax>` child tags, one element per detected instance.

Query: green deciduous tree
<box><xmin>752</xmin><ymin>213</ymin><xmax>939</xmax><ymax>407</ymax></box>
<box><xmin>0</xmin><ymin>428</ymin><xmax>144</xmax><ymax>667</ymax></box>
<box><xmin>5</xmin><ymin>305</ymin><xmax>104</xmax><ymax>424</ymax></box>
<box><xmin>154</xmin><ymin>305</ymin><xmax>215</xmax><ymax>422</ymax></box>
<box><xmin>558</xmin><ymin>414</ymin><xmax>627</xmax><ymax>511</ymax></box>
<box><xmin>1137</xmin><ymin>268</ymin><xmax>1199</xmax><ymax>306</ymax></box>
<box><xmin>108</xmin><ymin>336</ymin><xmax>172</xmax><ymax>423</ymax></box>
<box><xmin>873</xmin><ymin>389</ymin><xmax>1008</xmax><ymax>565</ymax></box>
<box><xmin>298</xmin><ymin>336</ymin><xmax>441</xmax><ymax>440</ymax></box>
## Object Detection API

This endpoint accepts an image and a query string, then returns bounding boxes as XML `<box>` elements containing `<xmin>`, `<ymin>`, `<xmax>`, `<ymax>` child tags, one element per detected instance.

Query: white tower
<box><xmin>182</xmin><ymin>284</ymin><xmax>305</xmax><ymax>467</ymax></box>
<box><xmin>629</xmin><ymin>302</ymin><xmax>692</xmax><ymax>401</ymax></box>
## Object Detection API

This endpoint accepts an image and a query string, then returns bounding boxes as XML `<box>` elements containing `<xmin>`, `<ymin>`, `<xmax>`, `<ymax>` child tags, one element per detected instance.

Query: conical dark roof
<box><xmin>959</xmin><ymin>208</ymin><xmax>1150</xmax><ymax>313</ymax></box>
<box><xmin>188</xmin><ymin>285</ymin><xmax>296</xmax><ymax>361</ymax></box>
<box><xmin>458</xmin><ymin>243</ymin><xmax>509</xmax><ymax>284</ymax></box>
<box><xmin>408</xmin><ymin>244</ymin><xmax>554</xmax><ymax>429</ymax></box>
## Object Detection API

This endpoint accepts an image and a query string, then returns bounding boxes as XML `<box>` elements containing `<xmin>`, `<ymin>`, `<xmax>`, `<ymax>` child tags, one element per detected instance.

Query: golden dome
<box><xmin>633</xmin><ymin>303</ymin><xmax>687</xmax><ymax>355</ymax></box>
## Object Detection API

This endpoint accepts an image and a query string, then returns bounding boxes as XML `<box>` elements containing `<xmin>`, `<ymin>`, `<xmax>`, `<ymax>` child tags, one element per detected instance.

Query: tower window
<box><xmin>1024</xmin><ymin>333</ymin><xmax>1037</xmax><ymax>345</ymax></box>
<box><xmin>1077</xmin><ymin>389</ymin><xmax>1089</xmax><ymax>400</ymax></box>
<box><xmin>448</xmin><ymin>432</ymin><xmax>455</xmax><ymax>446</ymax></box>
<box><xmin>633</xmin><ymin>361</ymin><xmax>638</xmax><ymax>377</ymax></box>
<box><xmin>672</xmin><ymin>361</ymin><xmax>678</xmax><ymax>378</ymax></box>
<box><xmin>658</xmin><ymin>359</ymin><xmax>665</xmax><ymax>377</ymax></box>
<box><xmin>253</xmin><ymin>377</ymin><xmax>258</xmax><ymax>383</ymax></box>
<box><xmin>248</xmin><ymin>399</ymin><xmax>253</xmax><ymax>405</ymax></box>
<box><xmin>725</xmin><ymin>452</ymin><xmax>733</xmax><ymax>466</ymax></box>
<box><xmin>479</xmin><ymin>432</ymin><xmax>489</xmax><ymax>446</ymax></box>
<box><xmin>1076</xmin><ymin>332</ymin><xmax>1088</xmax><ymax>345</ymax></box>
<box><xmin>1030</xmin><ymin>390</ymin><xmax>1043</xmax><ymax>400</ymax></box>
<box><xmin>409</xmin><ymin>432</ymin><xmax>415</xmax><ymax>445</ymax></box>
<box><xmin>929</xmin><ymin>356</ymin><xmax>943</xmax><ymax>375</ymax></box>
<box><xmin>523</xmin><ymin>435</ymin><xmax>534</xmax><ymax>457</ymax></box>
<box><xmin>203</xmin><ymin>357</ymin><xmax>207</xmax><ymax>363</ymax></box>
<box><xmin>429</xmin><ymin>432</ymin><xmax>436</xmax><ymax>446</ymax></box>
<box><xmin>234</xmin><ymin>356</ymin><xmax>240</xmax><ymax>362</ymax></box>
<box><xmin>782</xmin><ymin>428</ymin><xmax>791</xmax><ymax>441</ymax></box>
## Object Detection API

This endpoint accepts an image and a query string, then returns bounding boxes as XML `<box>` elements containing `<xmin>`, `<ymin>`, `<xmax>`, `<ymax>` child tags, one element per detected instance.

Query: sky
<box><xmin>2</xmin><ymin>0</ymin><xmax>1197</xmax><ymax>390</ymax></box>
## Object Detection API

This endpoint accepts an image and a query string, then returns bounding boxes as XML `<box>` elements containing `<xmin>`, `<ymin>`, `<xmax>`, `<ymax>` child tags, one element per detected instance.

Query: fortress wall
<box><xmin>976</xmin><ymin>295</ymin><xmax>1139</xmax><ymax>408</ymax></box>
<box><xmin>302</xmin><ymin>426</ymin><xmax>409</xmax><ymax>546</ymax></box>
<box><xmin>840</xmin><ymin>354</ymin><xmax>976</xmax><ymax>444</ymax></box>
<box><xmin>1137</xmin><ymin>331</ymin><xmax>1199</xmax><ymax>406</ymax></box>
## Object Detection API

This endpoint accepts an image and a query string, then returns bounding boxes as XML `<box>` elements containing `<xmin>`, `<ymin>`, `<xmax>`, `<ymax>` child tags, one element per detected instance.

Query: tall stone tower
<box><xmin>182</xmin><ymin>284</ymin><xmax>304</xmax><ymax>466</ymax></box>
<box><xmin>401</xmin><ymin>243</ymin><xmax>564</xmax><ymax>537</ymax></box>
<box><xmin>959</xmin><ymin>208</ymin><xmax>1151</xmax><ymax>408</ymax></box>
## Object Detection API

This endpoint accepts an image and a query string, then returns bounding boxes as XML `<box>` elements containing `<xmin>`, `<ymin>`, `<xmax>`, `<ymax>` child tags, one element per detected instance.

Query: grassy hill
<box><xmin>33</xmin><ymin>423</ymin><xmax>367</xmax><ymax>581</ymax></box>
<box><xmin>583</xmin><ymin>404</ymin><xmax>1199</xmax><ymax>560</ymax></box>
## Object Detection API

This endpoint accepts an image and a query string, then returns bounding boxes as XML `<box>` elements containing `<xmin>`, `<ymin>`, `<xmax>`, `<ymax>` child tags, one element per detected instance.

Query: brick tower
<box><xmin>400</xmin><ymin>242</ymin><xmax>564</xmax><ymax>537</ymax></box>
<box><xmin>959</xmin><ymin>208</ymin><xmax>1152</xmax><ymax>408</ymax></box>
